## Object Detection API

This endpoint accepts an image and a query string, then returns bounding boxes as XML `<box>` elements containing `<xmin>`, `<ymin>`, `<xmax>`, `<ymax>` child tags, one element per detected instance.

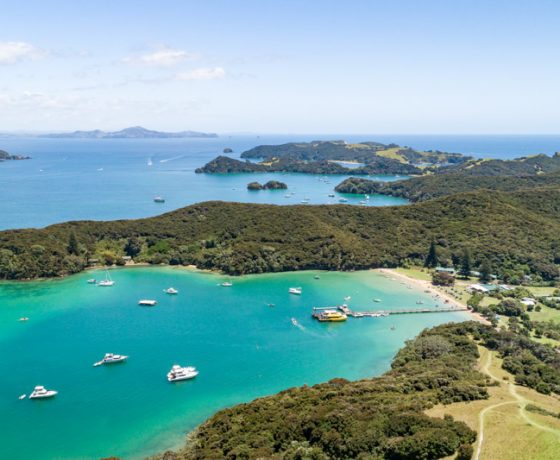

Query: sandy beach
<box><xmin>375</xmin><ymin>268</ymin><xmax>490</xmax><ymax>325</ymax></box>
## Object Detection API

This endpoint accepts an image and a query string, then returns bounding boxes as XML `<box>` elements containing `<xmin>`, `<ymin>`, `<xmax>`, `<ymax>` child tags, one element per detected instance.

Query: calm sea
<box><xmin>1</xmin><ymin>134</ymin><xmax>559</xmax><ymax>230</ymax></box>
<box><xmin>0</xmin><ymin>267</ymin><xmax>469</xmax><ymax>459</ymax></box>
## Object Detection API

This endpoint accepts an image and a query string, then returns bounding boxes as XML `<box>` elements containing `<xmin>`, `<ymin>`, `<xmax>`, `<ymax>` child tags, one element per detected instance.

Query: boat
<box><xmin>97</xmin><ymin>271</ymin><xmax>114</xmax><ymax>287</ymax></box>
<box><xmin>138</xmin><ymin>299</ymin><xmax>157</xmax><ymax>306</ymax></box>
<box><xmin>93</xmin><ymin>353</ymin><xmax>128</xmax><ymax>367</ymax></box>
<box><xmin>359</xmin><ymin>200</ymin><xmax>366</xmax><ymax>204</ymax></box>
<box><xmin>153</xmin><ymin>196</ymin><xmax>165</xmax><ymax>203</ymax></box>
<box><xmin>365</xmin><ymin>195</ymin><xmax>370</xmax><ymax>200</ymax></box>
<box><xmin>289</xmin><ymin>287</ymin><xmax>302</xmax><ymax>295</ymax></box>
<box><xmin>373</xmin><ymin>298</ymin><xmax>382</xmax><ymax>302</ymax></box>
<box><xmin>338</xmin><ymin>198</ymin><xmax>348</xmax><ymax>203</ymax></box>
<box><xmin>18</xmin><ymin>394</ymin><xmax>26</xmax><ymax>400</ymax></box>
<box><xmin>315</xmin><ymin>309</ymin><xmax>347</xmax><ymax>322</ymax></box>
<box><xmin>167</xmin><ymin>364</ymin><xmax>199</xmax><ymax>382</ymax></box>
<box><xmin>87</xmin><ymin>279</ymin><xmax>96</xmax><ymax>284</ymax></box>
<box><xmin>300</xmin><ymin>199</ymin><xmax>310</xmax><ymax>204</ymax></box>
<box><xmin>164</xmin><ymin>287</ymin><xmax>179</xmax><ymax>295</ymax></box>
<box><xmin>328</xmin><ymin>194</ymin><xmax>335</xmax><ymax>198</ymax></box>
<box><xmin>284</xmin><ymin>194</ymin><xmax>291</xmax><ymax>198</ymax></box>
<box><xmin>291</xmin><ymin>318</ymin><xmax>298</xmax><ymax>326</ymax></box>
<box><xmin>416</xmin><ymin>300</ymin><xmax>425</xmax><ymax>305</ymax></box>
<box><xmin>18</xmin><ymin>317</ymin><xmax>29</xmax><ymax>322</ymax></box>
<box><xmin>29</xmin><ymin>386</ymin><xmax>58</xmax><ymax>399</ymax></box>
<box><xmin>221</xmin><ymin>281</ymin><xmax>233</xmax><ymax>287</ymax></box>
<box><xmin>344</xmin><ymin>296</ymin><xmax>351</xmax><ymax>301</ymax></box>
<box><xmin>314</xmin><ymin>275</ymin><xmax>320</xmax><ymax>280</ymax></box>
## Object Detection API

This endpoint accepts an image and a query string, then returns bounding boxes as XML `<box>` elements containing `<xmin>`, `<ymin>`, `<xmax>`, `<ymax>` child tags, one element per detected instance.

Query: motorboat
<box><xmin>164</xmin><ymin>287</ymin><xmax>179</xmax><ymax>295</ymax></box>
<box><xmin>167</xmin><ymin>364</ymin><xmax>199</xmax><ymax>382</ymax></box>
<box><xmin>338</xmin><ymin>198</ymin><xmax>348</xmax><ymax>203</ymax></box>
<box><xmin>291</xmin><ymin>318</ymin><xmax>298</xmax><ymax>326</ymax></box>
<box><xmin>29</xmin><ymin>386</ymin><xmax>58</xmax><ymax>399</ymax></box>
<box><xmin>18</xmin><ymin>394</ymin><xmax>26</xmax><ymax>400</ymax></box>
<box><xmin>87</xmin><ymin>279</ymin><xmax>96</xmax><ymax>284</ymax></box>
<box><xmin>93</xmin><ymin>353</ymin><xmax>128</xmax><ymax>367</ymax></box>
<box><xmin>138</xmin><ymin>299</ymin><xmax>157</xmax><ymax>306</ymax></box>
<box><xmin>373</xmin><ymin>298</ymin><xmax>382</xmax><ymax>302</ymax></box>
<box><xmin>344</xmin><ymin>296</ymin><xmax>351</xmax><ymax>301</ymax></box>
<box><xmin>289</xmin><ymin>287</ymin><xmax>302</xmax><ymax>295</ymax></box>
<box><xmin>221</xmin><ymin>281</ymin><xmax>233</xmax><ymax>287</ymax></box>
<box><xmin>18</xmin><ymin>317</ymin><xmax>29</xmax><ymax>322</ymax></box>
<box><xmin>314</xmin><ymin>275</ymin><xmax>320</xmax><ymax>280</ymax></box>
<box><xmin>153</xmin><ymin>196</ymin><xmax>165</xmax><ymax>203</ymax></box>
<box><xmin>328</xmin><ymin>194</ymin><xmax>335</xmax><ymax>198</ymax></box>
<box><xmin>97</xmin><ymin>271</ymin><xmax>114</xmax><ymax>287</ymax></box>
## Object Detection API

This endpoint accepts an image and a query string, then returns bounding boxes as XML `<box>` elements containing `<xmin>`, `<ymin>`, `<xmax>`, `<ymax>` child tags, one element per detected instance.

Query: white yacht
<box><xmin>93</xmin><ymin>353</ymin><xmax>128</xmax><ymax>367</ymax></box>
<box><xmin>221</xmin><ymin>281</ymin><xmax>233</xmax><ymax>287</ymax></box>
<box><xmin>87</xmin><ymin>278</ymin><xmax>96</xmax><ymax>284</ymax></box>
<box><xmin>289</xmin><ymin>287</ymin><xmax>302</xmax><ymax>295</ymax></box>
<box><xmin>18</xmin><ymin>317</ymin><xmax>29</xmax><ymax>322</ymax></box>
<box><xmin>97</xmin><ymin>271</ymin><xmax>114</xmax><ymax>287</ymax></box>
<box><xmin>344</xmin><ymin>296</ymin><xmax>352</xmax><ymax>301</ymax></box>
<box><xmin>153</xmin><ymin>196</ymin><xmax>165</xmax><ymax>203</ymax></box>
<box><xmin>167</xmin><ymin>364</ymin><xmax>199</xmax><ymax>382</ymax></box>
<box><xmin>165</xmin><ymin>287</ymin><xmax>179</xmax><ymax>295</ymax></box>
<box><xmin>138</xmin><ymin>299</ymin><xmax>157</xmax><ymax>306</ymax></box>
<box><xmin>29</xmin><ymin>386</ymin><xmax>58</xmax><ymax>399</ymax></box>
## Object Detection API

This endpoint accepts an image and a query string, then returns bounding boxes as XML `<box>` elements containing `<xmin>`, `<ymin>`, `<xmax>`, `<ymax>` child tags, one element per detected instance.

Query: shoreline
<box><xmin>375</xmin><ymin>268</ymin><xmax>490</xmax><ymax>325</ymax></box>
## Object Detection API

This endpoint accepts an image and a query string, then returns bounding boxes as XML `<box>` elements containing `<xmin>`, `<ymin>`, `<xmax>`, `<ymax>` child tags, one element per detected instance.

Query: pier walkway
<box><xmin>312</xmin><ymin>304</ymin><xmax>469</xmax><ymax>320</ymax></box>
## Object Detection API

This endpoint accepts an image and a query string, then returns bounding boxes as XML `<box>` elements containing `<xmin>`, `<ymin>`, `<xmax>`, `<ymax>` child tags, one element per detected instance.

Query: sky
<box><xmin>1</xmin><ymin>0</ymin><xmax>559</xmax><ymax>134</ymax></box>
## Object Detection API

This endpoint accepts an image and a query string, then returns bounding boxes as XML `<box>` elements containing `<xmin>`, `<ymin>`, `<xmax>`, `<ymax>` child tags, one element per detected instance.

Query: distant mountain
<box><xmin>40</xmin><ymin>126</ymin><xmax>218</xmax><ymax>139</ymax></box>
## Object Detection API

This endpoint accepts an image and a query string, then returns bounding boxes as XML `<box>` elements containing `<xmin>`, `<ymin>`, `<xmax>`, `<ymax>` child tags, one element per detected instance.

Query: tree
<box><xmin>432</xmin><ymin>271</ymin><xmax>455</xmax><ymax>286</ymax></box>
<box><xmin>124</xmin><ymin>237</ymin><xmax>142</xmax><ymax>258</ymax></box>
<box><xmin>479</xmin><ymin>258</ymin><xmax>493</xmax><ymax>282</ymax></box>
<box><xmin>459</xmin><ymin>248</ymin><xmax>472</xmax><ymax>279</ymax></box>
<box><xmin>67</xmin><ymin>231</ymin><xmax>79</xmax><ymax>255</ymax></box>
<box><xmin>424</xmin><ymin>240</ymin><xmax>439</xmax><ymax>268</ymax></box>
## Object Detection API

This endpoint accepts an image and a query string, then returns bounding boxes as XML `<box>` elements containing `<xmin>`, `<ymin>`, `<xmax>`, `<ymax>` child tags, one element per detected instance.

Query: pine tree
<box><xmin>67</xmin><ymin>231</ymin><xmax>79</xmax><ymax>255</ymax></box>
<box><xmin>479</xmin><ymin>258</ymin><xmax>493</xmax><ymax>282</ymax></box>
<box><xmin>459</xmin><ymin>248</ymin><xmax>472</xmax><ymax>279</ymax></box>
<box><xmin>424</xmin><ymin>240</ymin><xmax>439</xmax><ymax>268</ymax></box>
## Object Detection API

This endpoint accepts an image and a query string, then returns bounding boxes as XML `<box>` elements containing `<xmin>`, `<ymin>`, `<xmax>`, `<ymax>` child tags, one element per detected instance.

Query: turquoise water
<box><xmin>0</xmin><ymin>267</ymin><xmax>469</xmax><ymax>459</ymax></box>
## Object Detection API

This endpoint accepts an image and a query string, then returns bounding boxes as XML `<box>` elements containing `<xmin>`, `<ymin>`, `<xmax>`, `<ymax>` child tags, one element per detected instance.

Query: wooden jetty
<box><xmin>312</xmin><ymin>304</ymin><xmax>469</xmax><ymax>320</ymax></box>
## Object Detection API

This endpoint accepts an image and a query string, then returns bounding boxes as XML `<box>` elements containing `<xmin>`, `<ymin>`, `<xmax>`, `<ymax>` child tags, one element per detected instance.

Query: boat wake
<box><xmin>159</xmin><ymin>155</ymin><xmax>186</xmax><ymax>164</ymax></box>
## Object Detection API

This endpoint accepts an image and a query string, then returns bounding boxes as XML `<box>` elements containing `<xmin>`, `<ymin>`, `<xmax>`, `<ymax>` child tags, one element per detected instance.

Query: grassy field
<box><xmin>425</xmin><ymin>346</ymin><xmax>560</xmax><ymax>460</ymax></box>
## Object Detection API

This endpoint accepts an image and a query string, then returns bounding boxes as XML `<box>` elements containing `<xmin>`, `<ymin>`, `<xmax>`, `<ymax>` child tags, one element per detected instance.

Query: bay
<box><xmin>0</xmin><ymin>267</ymin><xmax>468</xmax><ymax>459</ymax></box>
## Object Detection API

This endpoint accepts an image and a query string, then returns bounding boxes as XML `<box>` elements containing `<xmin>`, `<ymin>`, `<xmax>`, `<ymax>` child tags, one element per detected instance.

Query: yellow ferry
<box><xmin>315</xmin><ymin>309</ymin><xmax>347</xmax><ymax>322</ymax></box>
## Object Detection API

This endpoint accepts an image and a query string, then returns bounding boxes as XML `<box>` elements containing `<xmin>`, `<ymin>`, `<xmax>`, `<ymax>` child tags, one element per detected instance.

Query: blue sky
<box><xmin>1</xmin><ymin>0</ymin><xmax>559</xmax><ymax>133</ymax></box>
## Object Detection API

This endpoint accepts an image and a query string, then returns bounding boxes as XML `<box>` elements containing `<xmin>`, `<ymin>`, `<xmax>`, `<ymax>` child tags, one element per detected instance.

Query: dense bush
<box><xmin>1</xmin><ymin>188</ymin><xmax>560</xmax><ymax>280</ymax></box>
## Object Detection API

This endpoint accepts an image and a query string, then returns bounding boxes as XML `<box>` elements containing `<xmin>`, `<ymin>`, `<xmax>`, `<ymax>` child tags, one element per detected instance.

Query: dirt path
<box><xmin>474</xmin><ymin>350</ymin><xmax>560</xmax><ymax>460</ymax></box>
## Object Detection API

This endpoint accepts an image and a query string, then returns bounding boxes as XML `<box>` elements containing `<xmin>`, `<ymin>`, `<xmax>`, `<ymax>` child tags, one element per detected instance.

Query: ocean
<box><xmin>1</xmin><ymin>134</ymin><xmax>559</xmax><ymax>230</ymax></box>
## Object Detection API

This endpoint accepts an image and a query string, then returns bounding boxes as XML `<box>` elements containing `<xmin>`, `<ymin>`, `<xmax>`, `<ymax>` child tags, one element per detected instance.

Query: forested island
<box><xmin>0</xmin><ymin>149</ymin><xmax>30</xmax><ymax>161</ymax></box>
<box><xmin>1</xmin><ymin>187</ymin><xmax>559</xmax><ymax>281</ymax></box>
<box><xmin>247</xmin><ymin>180</ymin><xmax>287</xmax><ymax>190</ymax></box>
<box><xmin>196</xmin><ymin>140</ymin><xmax>470</xmax><ymax>175</ymax></box>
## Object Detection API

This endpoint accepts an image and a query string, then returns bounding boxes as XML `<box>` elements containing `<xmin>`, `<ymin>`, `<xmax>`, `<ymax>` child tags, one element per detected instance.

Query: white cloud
<box><xmin>0</xmin><ymin>41</ymin><xmax>44</xmax><ymax>64</ymax></box>
<box><xmin>176</xmin><ymin>67</ymin><xmax>226</xmax><ymax>81</ymax></box>
<box><xmin>122</xmin><ymin>46</ymin><xmax>196</xmax><ymax>67</ymax></box>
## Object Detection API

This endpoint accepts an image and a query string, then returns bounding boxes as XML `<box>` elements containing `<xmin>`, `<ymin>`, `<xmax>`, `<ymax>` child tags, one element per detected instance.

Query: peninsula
<box><xmin>0</xmin><ymin>149</ymin><xmax>30</xmax><ymax>161</ymax></box>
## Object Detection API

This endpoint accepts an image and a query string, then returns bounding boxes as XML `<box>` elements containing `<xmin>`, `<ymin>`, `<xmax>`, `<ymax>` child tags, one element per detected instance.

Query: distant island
<box><xmin>0</xmin><ymin>149</ymin><xmax>30</xmax><ymax>161</ymax></box>
<box><xmin>39</xmin><ymin>126</ymin><xmax>218</xmax><ymax>139</ymax></box>
<box><xmin>247</xmin><ymin>180</ymin><xmax>288</xmax><ymax>190</ymax></box>
<box><xmin>223</xmin><ymin>147</ymin><xmax>233</xmax><ymax>153</ymax></box>
<box><xmin>196</xmin><ymin>140</ymin><xmax>470</xmax><ymax>175</ymax></box>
